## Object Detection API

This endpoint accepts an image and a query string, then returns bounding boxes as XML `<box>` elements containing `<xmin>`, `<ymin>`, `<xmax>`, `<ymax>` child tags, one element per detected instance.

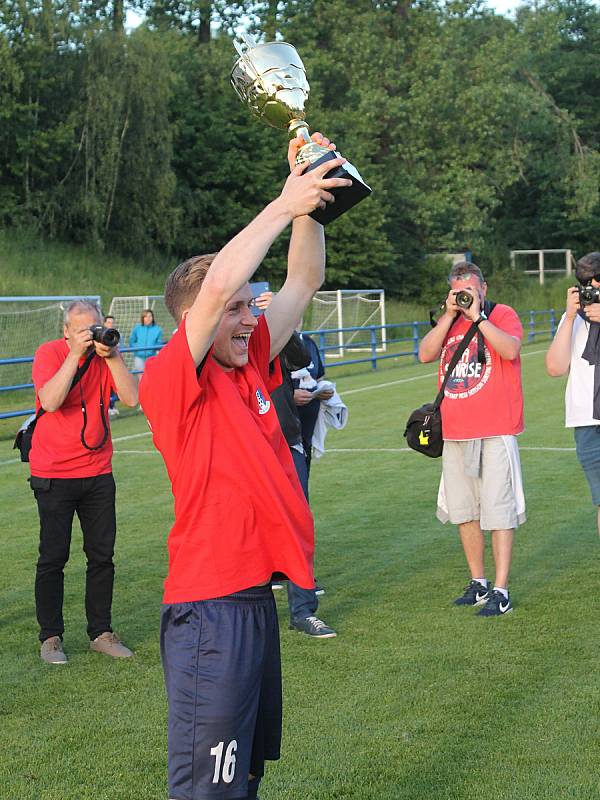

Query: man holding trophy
<box><xmin>140</xmin><ymin>35</ymin><xmax>360</xmax><ymax>800</ymax></box>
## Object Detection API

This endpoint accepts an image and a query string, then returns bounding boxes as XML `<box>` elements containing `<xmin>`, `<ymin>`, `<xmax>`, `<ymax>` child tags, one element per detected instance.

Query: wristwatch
<box><xmin>474</xmin><ymin>311</ymin><xmax>487</xmax><ymax>326</ymax></box>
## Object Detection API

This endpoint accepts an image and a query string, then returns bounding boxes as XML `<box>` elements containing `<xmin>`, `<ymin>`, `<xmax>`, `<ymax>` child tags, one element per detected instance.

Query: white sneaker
<box><xmin>108</xmin><ymin>407</ymin><xmax>119</xmax><ymax>417</ymax></box>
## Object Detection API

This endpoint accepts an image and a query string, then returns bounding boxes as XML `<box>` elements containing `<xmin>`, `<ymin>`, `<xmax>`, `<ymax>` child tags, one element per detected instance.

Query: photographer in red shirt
<box><xmin>140</xmin><ymin>134</ymin><xmax>351</xmax><ymax>800</ymax></box>
<box><xmin>30</xmin><ymin>300</ymin><xmax>138</xmax><ymax>664</ymax></box>
<box><xmin>419</xmin><ymin>262</ymin><xmax>525</xmax><ymax>616</ymax></box>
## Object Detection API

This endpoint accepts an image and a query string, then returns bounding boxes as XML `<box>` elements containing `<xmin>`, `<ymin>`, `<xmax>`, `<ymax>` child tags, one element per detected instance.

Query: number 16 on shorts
<box><xmin>211</xmin><ymin>740</ymin><xmax>238</xmax><ymax>784</ymax></box>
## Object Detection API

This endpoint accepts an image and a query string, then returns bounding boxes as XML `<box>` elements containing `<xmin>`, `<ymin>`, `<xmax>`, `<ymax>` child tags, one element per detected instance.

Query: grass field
<box><xmin>1</xmin><ymin>344</ymin><xmax>598</xmax><ymax>800</ymax></box>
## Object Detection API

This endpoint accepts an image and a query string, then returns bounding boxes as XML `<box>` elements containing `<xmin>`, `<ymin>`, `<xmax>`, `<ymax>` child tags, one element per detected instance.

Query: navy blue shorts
<box><xmin>160</xmin><ymin>585</ymin><xmax>282</xmax><ymax>800</ymax></box>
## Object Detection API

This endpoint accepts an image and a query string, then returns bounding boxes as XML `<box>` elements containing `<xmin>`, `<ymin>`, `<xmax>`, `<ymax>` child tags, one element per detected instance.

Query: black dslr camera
<box><xmin>89</xmin><ymin>325</ymin><xmax>120</xmax><ymax>347</ymax></box>
<box><xmin>579</xmin><ymin>285</ymin><xmax>600</xmax><ymax>306</ymax></box>
<box><xmin>454</xmin><ymin>290</ymin><xmax>474</xmax><ymax>309</ymax></box>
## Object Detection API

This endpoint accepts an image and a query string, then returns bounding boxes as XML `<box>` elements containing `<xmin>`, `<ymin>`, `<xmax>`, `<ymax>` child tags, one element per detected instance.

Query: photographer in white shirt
<box><xmin>546</xmin><ymin>252</ymin><xmax>600</xmax><ymax>534</ymax></box>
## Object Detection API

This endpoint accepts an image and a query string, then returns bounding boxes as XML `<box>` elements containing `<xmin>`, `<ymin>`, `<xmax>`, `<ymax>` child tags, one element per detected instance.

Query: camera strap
<box><xmin>30</xmin><ymin>350</ymin><xmax>96</xmax><ymax>427</ymax></box>
<box><xmin>433</xmin><ymin>322</ymin><xmax>480</xmax><ymax>410</ymax></box>
<box><xmin>78</xmin><ymin>355</ymin><xmax>110</xmax><ymax>451</ymax></box>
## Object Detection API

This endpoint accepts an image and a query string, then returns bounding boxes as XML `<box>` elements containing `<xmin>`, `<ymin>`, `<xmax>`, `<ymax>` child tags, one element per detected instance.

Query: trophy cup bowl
<box><xmin>231</xmin><ymin>35</ymin><xmax>371</xmax><ymax>226</ymax></box>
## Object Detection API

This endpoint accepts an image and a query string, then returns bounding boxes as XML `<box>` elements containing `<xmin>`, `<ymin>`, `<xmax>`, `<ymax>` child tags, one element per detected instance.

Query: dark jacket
<box><xmin>270</xmin><ymin>333</ymin><xmax>311</xmax><ymax>448</ymax></box>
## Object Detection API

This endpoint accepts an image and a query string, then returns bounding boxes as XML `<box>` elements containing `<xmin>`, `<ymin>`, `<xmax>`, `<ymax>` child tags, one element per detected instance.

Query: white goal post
<box><xmin>510</xmin><ymin>249</ymin><xmax>576</xmax><ymax>285</ymax></box>
<box><xmin>308</xmin><ymin>289</ymin><xmax>386</xmax><ymax>357</ymax></box>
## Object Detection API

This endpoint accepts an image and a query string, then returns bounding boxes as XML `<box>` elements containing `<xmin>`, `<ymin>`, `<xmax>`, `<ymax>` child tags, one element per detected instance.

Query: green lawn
<box><xmin>1</xmin><ymin>344</ymin><xmax>598</xmax><ymax>800</ymax></box>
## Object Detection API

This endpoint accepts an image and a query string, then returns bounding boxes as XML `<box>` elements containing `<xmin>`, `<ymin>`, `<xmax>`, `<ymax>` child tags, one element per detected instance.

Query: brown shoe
<box><xmin>40</xmin><ymin>636</ymin><xmax>68</xmax><ymax>665</ymax></box>
<box><xmin>90</xmin><ymin>631</ymin><xmax>133</xmax><ymax>658</ymax></box>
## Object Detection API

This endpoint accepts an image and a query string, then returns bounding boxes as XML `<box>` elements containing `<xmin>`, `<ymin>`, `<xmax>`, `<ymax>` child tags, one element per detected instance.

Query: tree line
<box><xmin>0</xmin><ymin>0</ymin><xmax>599</xmax><ymax>296</ymax></box>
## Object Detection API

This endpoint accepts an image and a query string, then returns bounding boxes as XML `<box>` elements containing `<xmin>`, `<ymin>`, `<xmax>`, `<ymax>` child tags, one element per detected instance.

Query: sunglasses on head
<box><xmin>579</xmin><ymin>274</ymin><xmax>600</xmax><ymax>286</ymax></box>
<box><xmin>449</xmin><ymin>272</ymin><xmax>480</xmax><ymax>282</ymax></box>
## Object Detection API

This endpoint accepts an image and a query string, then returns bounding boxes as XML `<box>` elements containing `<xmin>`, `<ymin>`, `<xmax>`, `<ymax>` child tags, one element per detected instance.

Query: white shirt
<box><xmin>560</xmin><ymin>312</ymin><xmax>599</xmax><ymax>427</ymax></box>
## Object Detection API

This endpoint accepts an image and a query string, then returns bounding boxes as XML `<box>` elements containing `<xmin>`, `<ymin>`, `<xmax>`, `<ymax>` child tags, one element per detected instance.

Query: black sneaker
<box><xmin>453</xmin><ymin>580</ymin><xmax>490</xmax><ymax>607</ymax></box>
<box><xmin>477</xmin><ymin>590</ymin><xmax>513</xmax><ymax>616</ymax></box>
<box><xmin>289</xmin><ymin>615</ymin><xmax>337</xmax><ymax>638</ymax></box>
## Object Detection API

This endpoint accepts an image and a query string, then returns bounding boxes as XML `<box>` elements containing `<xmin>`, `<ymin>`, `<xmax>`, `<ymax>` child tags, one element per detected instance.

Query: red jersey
<box><xmin>438</xmin><ymin>304</ymin><xmax>524</xmax><ymax>440</ymax></box>
<box><xmin>30</xmin><ymin>340</ymin><xmax>115</xmax><ymax>478</ymax></box>
<box><xmin>139</xmin><ymin>315</ymin><xmax>315</xmax><ymax>604</ymax></box>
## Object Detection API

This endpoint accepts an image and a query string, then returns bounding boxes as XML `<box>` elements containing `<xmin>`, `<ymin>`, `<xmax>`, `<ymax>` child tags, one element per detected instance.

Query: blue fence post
<box><xmin>370</xmin><ymin>326</ymin><xmax>377</xmax><ymax>370</ymax></box>
<box><xmin>529</xmin><ymin>311</ymin><xmax>535</xmax><ymax>343</ymax></box>
<box><xmin>550</xmin><ymin>308</ymin><xmax>556</xmax><ymax>337</ymax></box>
<box><xmin>412</xmin><ymin>322</ymin><xmax>420</xmax><ymax>362</ymax></box>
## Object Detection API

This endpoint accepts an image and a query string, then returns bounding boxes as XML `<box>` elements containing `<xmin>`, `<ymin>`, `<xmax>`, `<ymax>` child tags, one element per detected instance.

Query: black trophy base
<box><xmin>305</xmin><ymin>149</ymin><xmax>372</xmax><ymax>226</ymax></box>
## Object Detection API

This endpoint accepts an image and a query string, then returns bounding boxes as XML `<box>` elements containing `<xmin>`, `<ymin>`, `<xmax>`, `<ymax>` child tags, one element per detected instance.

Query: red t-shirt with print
<box><xmin>438</xmin><ymin>304</ymin><xmax>524</xmax><ymax>440</ymax></box>
<box><xmin>139</xmin><ymin>315</ymin><xmax>314</xmax><ymax>604</ymax></box>
<box><xmin>30</xmin><ymin>339</ymin><xmax>115</xmax><ymax>478</ymax></box>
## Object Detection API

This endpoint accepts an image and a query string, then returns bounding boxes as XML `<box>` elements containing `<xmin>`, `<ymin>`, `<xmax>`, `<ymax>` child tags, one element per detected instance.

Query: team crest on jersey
<box><xmin>256</xmin><ymin>387</ymin><xmax>271</xmax><ymax>415</ymax></box>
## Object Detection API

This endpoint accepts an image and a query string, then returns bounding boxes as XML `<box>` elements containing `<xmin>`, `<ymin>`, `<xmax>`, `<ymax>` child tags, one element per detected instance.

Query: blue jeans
<box><xmin>288</xmin><ymin>447</ymin><xmax>318</xmax><ymax>621</ymax></box>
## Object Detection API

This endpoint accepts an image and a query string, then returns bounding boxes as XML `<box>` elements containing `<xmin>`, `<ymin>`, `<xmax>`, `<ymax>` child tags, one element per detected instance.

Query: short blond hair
<box><xmin>164</xmin><ymin>253</ymin><xmax>218</xmax><ymax>323</ymax></box>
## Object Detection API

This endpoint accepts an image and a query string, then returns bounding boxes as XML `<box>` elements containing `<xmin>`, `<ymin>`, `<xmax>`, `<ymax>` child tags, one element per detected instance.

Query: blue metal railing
<box><xmin>0</xmin><ymin>310</ymin><xmax>558</xmax><ymax>420</ymax></box>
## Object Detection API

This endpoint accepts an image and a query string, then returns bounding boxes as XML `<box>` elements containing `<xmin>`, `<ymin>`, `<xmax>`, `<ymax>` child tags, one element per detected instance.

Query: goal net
<box><xmin>0</xmin><ymin>296</ymin><xmax>100</xmax><ymax>389</ymax></box>
<box><xmin>307</xmin><ymin>289</ymin><xmax>386</xmax><ymax>357</ymax></box>
<box><xmin>107</xmin><ymin>295</ymin><xmax>174</xmax><ymax>368</ymax></box>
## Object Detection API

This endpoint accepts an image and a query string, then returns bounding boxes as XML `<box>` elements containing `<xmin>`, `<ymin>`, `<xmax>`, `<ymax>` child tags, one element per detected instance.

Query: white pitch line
<box><xmin>343</xmin><ymin>373</ymin><xmax>436</xmax><ymax>396</ymax></box>
<box><xmin>326</xmin><ymin>445</ymin><xmax>575</xmax><ymax>453</ymax></box>
<box><xmin>112</xmin><ymin>431</ymin><xmax>152</xmax><ymax>443</ymax></box>
<box><xmin>114</xmin><ymin>449</ymin><xmax>158</xmax><ymax>454</ymax></box>
<box><xmin>341</xmin><ymin>348</ymin><xmax>547</xmax><ymax>397</ymax></box>
<box><xmin>328</xmin><ymin>447</ymin><xmax>412</xmax><ymax>453</ymax></box>
<box><xmin>520</xmin><ymin>446</ymin><xmax>575</xmax><ymax>452</ymax></box>
<box><xmin>0</xmin><ymin>431</ymin><xmax>153</xmax><ymax>468</ymax></box>
<box><xmin>1</xmin><ymin>443</ymin><xmax>575</xmax><ymax>466</ymax></box>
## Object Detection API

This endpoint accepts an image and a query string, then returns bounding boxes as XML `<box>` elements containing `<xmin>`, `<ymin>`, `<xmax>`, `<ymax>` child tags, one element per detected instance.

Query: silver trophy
<box><xmin>231</xmin><ymin>34</ymin><xmax>371</xmax><ymax>225</ymax></box>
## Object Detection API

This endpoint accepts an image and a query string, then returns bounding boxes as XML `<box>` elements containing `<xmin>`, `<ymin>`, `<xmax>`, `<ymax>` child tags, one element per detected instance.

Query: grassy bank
<box><xmin>0</xmin><ymin>229</ymin><xmax>575</xmax><ymax>320</ymax></box>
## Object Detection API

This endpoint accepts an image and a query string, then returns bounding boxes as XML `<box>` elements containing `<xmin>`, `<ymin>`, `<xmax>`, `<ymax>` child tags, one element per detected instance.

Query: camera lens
<box><xmin>455</xmin><ymin>290</ymin><xmax>473</xmax><ymax>309</ymax></box>
<box><xmin>89</xmin><ymin>325</ymin><xmax>120</xmax><ymax>347</ymax></box>
<box><xmin>101</xmin><ymin>328</ymin><xmax>120</xmax><ymax>347</ymax></box>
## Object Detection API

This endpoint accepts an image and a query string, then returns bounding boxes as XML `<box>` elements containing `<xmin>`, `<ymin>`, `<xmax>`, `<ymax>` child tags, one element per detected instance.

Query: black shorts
<box><xmin>160</xmin><ymin>585</ymin><xmax>282</xmax><ymax>800</ymax></box>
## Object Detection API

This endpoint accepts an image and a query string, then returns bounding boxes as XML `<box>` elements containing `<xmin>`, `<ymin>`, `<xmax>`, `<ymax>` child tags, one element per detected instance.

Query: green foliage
<box><xmin>0</xmin><ymin>0</ymin><xmax>599</xmax><ymax>298</ymax></box>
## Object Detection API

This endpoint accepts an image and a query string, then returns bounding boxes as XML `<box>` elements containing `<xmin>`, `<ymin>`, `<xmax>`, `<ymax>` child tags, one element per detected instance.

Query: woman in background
<box><xmin>129</xmin><ymin>309</ymin><xmax>163</xmax><ymax>380</ymax></box>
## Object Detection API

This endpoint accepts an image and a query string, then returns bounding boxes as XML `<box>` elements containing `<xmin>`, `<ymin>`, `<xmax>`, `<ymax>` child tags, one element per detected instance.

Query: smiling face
<box><xmin>211</xmin><ymin>284</ymin><xmax>258</xmax><ymax>370</ymax></box>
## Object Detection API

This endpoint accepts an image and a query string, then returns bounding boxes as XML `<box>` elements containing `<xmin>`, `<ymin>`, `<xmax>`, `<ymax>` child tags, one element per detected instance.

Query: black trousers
<box><xmin>32</xmin><ymin>473</ymin><xmax>117</xmax><ymax>642</ymax></box>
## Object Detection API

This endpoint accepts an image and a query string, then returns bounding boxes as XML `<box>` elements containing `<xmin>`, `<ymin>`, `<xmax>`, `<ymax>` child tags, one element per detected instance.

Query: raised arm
<box><xmin>38</xmin><ymin>332</ymin><xmax>89</xmax><ymax>412</ymax></box>
<box><xmin>184</xmin><ymin>153</ymin><xmax>351</xmax><ymax>367</ymax></box>
<box><xmin>419</xmin><ymin>306</ymin><xmax>458</xmax><ymax>363</ymax></box>
<box><xmin>546</xmin><ymin>287</ymin><xmax>579</xmax><ymax>376</ymax></box>
<box><xmin>265</xmin><ymin>134</ymin><xmax>352</xmax><ymax>361</ymax></box>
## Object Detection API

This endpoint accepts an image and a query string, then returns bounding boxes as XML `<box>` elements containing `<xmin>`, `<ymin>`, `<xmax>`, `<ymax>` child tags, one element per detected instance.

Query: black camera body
<box><xmin>89</xmin><ymin>325</ymin><xmax>120</xmax><ymax>347</ymax></box>
<box><xmin>454</xmin><ymin>290</ymin><xmax>474</xmax><ymax>309</ymax></box>
<box><xmin>579</xmin><ymin>286</ymin><xmax>600</xmax><ymax>306</ymax></box>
